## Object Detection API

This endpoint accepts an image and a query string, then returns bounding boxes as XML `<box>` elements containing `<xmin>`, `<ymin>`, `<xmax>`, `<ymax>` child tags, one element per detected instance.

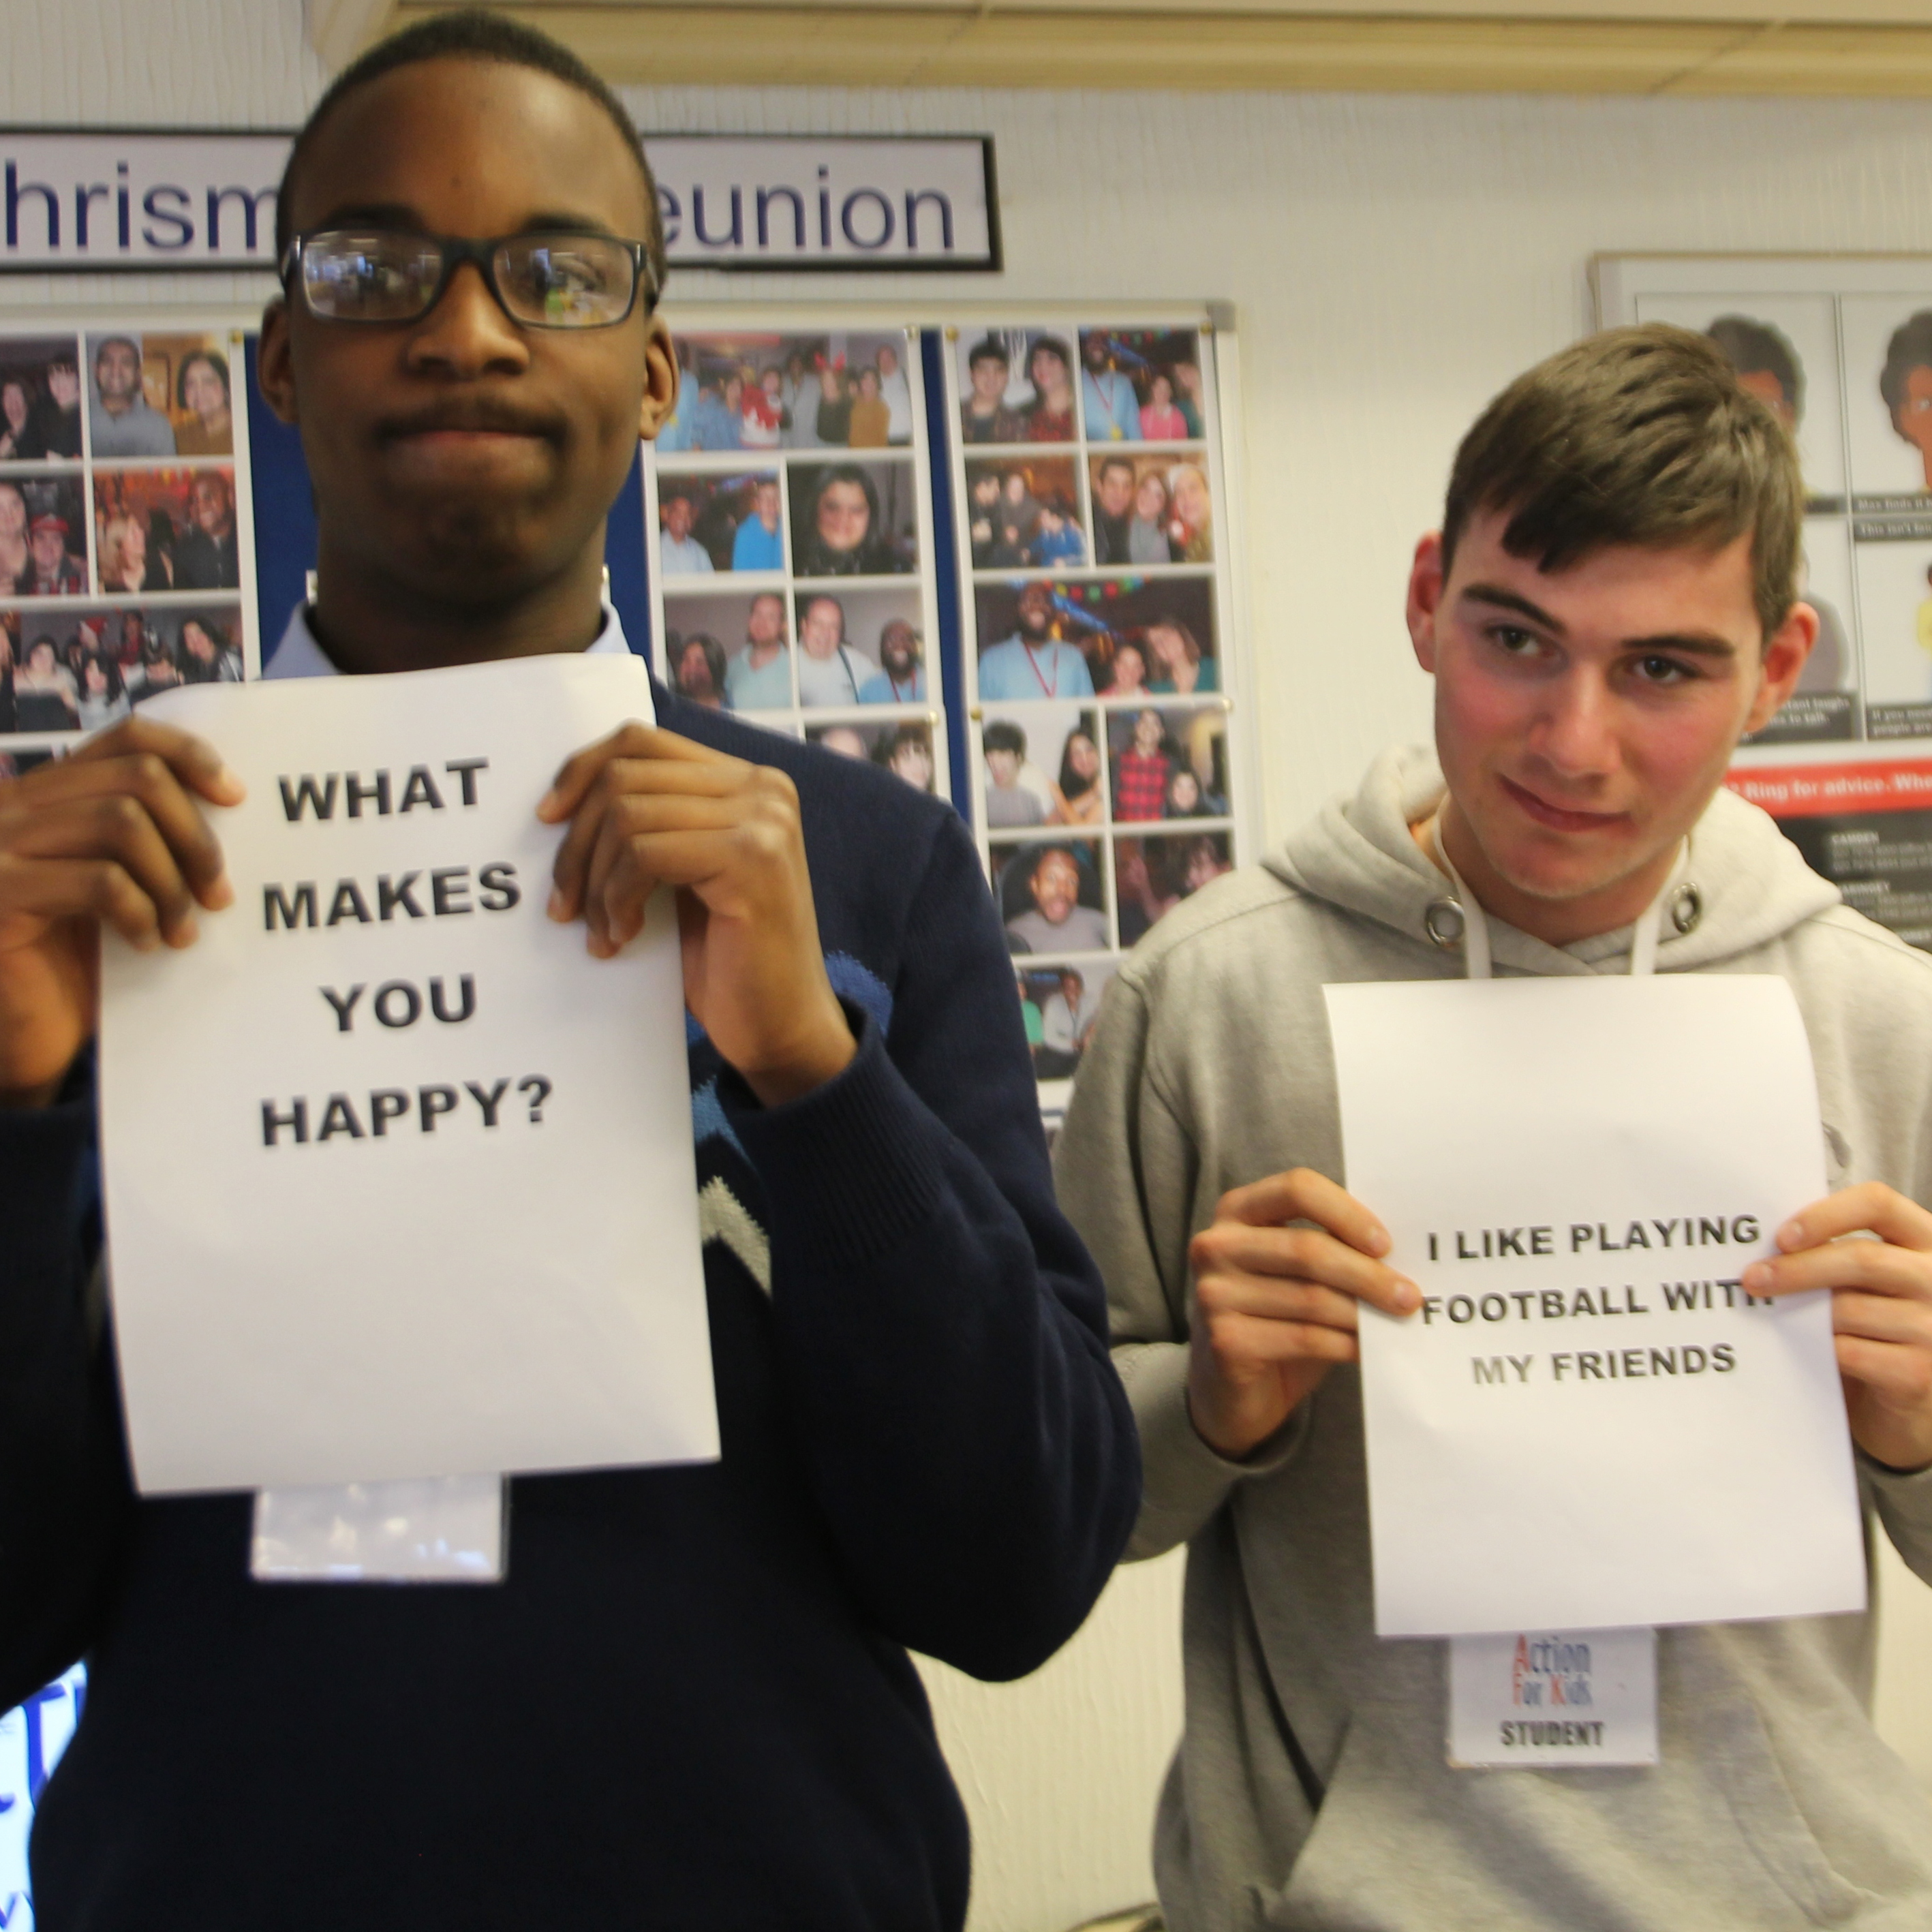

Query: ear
<box><xmin>256</xmin><ymin>298</ymin><xmax>298</xmax><ymax>427</ymax></box>
<box><xmin>1407</xmin><ymin>531</ymin><xmax>1447</xmax><ymax>674</ymax></box>
<box><xmin>637</xmin><ymin>313</ymin><xmax>679</xmax><ymax>442</ymax></box>
<box><xmin>1744</xmin><ymin>598</ymin><xmax>1819</xmax><ymax>735</ymax></box>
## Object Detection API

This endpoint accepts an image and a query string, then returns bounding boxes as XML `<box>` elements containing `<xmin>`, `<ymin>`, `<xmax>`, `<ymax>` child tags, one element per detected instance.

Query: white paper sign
<box><xmin>1447</xmin><ymin>1627</ymin><xmax>1659</xmax><ymax>1768</ymax></box>
<box><xmin>1324</xmin><ymin>975</ymin><xmax>1865</xmax><ymax>1636</ymax></box>
<box><xmin>99</xmin><ymin>655</ymin><xmax>719</xmax><ymax>1494</ymax></box>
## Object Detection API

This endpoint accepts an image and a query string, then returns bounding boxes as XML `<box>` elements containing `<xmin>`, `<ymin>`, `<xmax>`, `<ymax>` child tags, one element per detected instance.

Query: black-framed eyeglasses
<box><xmin>279</xmin><ymin>229</ymin><xmax>660</xmax><ymax>330</ymax></box>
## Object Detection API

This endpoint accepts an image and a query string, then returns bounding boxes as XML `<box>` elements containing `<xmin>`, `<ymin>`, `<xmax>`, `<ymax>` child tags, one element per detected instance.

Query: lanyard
<box><xmin>1023</xmin><ymin>643</ymin><xmax>1059</xmax><ymax>699</ymax></box>
<box><xmin>1425</xmin><ymin>811</ymin><xmax>1680</xmax><ymax>981</ymax></box>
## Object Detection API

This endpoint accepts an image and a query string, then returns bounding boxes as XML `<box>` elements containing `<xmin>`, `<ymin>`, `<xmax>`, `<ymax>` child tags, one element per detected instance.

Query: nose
<box><xmin>1529</xmin><ymin>665</ymin><xmax>1621</xmax><ymax>782</ymax></box>
<box><xmin>405</xmin><ymin>259</ymin><xmax>529</xmax><ymax>380</ymax></box>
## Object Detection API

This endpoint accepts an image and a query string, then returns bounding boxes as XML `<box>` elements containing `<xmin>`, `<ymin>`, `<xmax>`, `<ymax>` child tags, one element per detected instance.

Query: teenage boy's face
<box><xmin>1409</xmin><ymin>507</ymin><xmax>1811</xmax><ymax>934</ymax></box>
<box><xmin>259</xmin><ymin>57</ymin><xmax>675</xmax><ymax>612</ymax></box>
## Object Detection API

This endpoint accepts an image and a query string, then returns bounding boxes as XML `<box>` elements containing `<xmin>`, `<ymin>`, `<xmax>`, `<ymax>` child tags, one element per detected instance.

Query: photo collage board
<box><xmin>0</xmin><ymin>318</ymin><xmax>261</xmax><ymax>778</ymax></box>
<box><xmin>1599</xmin><ymin>256</ymin><xmax>1932</xmax><ymax>951</ymax></box>
<box><xmin>942</xmin><ymin>316</ymin><xmax>1248</xmax><ymax>1107</ymax></box>
<box><xmin>643</xmin><ymin>320</ymin><xmax>948</xmax><ymax>801</ymax></box>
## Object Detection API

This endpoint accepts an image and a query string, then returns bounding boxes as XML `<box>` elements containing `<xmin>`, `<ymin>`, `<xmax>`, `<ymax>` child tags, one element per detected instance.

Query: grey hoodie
<box><xmin>1056</xmin><ymin>746</ymin><xmax>1932</xmax><ymax>1932</ymax></box>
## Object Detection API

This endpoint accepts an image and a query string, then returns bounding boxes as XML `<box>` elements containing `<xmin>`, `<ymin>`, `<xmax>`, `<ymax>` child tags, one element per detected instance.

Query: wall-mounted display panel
<box><xmin>0</xmin><ymin>312</ymin><xmax>262</xmax><ymax>780</ymax></box>
<box><xmin>1598</xmin><ymin>256</ymin><xmax>1932</xmax><ymax>952</ymax></box>
<box><xmin>940</xmin><ymin>311</ymin><xmax>1255</xmax><ymax>1111</ymax></box>
<box><xmin>643</xmin><ymin>316</ymin><xmax>949</xmax><ymax>804</ymax></box>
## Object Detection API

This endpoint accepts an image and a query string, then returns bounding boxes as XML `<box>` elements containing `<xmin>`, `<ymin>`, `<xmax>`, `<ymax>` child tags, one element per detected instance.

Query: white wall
<box><xmin>5</xmin><ymin>9</ymin><xmax>1932</xmax><ymax>1929</ymax></box>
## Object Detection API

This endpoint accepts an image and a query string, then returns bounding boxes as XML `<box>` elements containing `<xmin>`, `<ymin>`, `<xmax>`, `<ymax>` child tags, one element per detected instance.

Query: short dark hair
<box><xmin>967</xmin><ymin>335</ymin><xmax>1009</xmax><ymax>370</ymax></box>
<box><xmin>1880</xmin><ymin>311</ymin><xmax>1932</xmax><ymax>430</ymax></box>
<box><xmin>1704</xmin><ymin>316</ymin><xmax>1802</xmax><ymax>421</ymax></box>
<box><xmin>1441</xmin><ymin>324</ymin><xmax>1803</xmax><ymax>642</ymax></box>
<box><xmin>276</xmin><ymin>7</ymin><xmax>665</xmax><ymax>294</ymax></box>
<box><xmin>983</xmin><ymin>720</ymin><xmax>1026</xmax><ymax>758</ymax></box>
<box><xmin>95</xmin><ymin>335</ymin><xmax>139</xmax><ymax>368</ymax></box>
<box><xmin>1099</xmin><ymin>455</ymin><xmax>1135</xmax><ymax>482</ymax></box>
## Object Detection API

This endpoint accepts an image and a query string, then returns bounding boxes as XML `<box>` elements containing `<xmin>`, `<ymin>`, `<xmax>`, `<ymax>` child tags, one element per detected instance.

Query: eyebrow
<box><xmin>1460</xmin><ymin>582</ymin><xmax>1739</xmax><ymax>660</ymax></box>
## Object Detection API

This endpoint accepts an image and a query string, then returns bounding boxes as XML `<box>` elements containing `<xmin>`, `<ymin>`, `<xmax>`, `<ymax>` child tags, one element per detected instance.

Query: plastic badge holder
<box><xmin>251</xmin><ymin>1473</ymin><xmax>506</xmax><ymax>1582</ymax></box>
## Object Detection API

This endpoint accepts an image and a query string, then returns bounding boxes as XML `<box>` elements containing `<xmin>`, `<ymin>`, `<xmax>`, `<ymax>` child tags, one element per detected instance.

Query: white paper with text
<box><xmin>99</xmin><ymin>655</ymin><xmax>718</xmax><ymax>1493</ymax></box>
<box><xmin>1325</xmin><ymin>975</ymin><xmax>1864</xmax><ymax>1636</ymax></box>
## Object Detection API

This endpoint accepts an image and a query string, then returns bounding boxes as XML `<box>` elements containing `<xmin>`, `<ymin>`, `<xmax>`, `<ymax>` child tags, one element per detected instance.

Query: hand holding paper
<box><xmin>1186</xmin><ymin>1167</ymin><xmax>1420</xmax><ymax>1460</ymax></box>
<box><xmin>0</xmin><ymin>714</ymin><xmax>243</xmax><ymax>1106</ymax></box>
<box><xmin>541</xmin><ymin>722</ymin><xmax>856</xmax><ymax>1107</ymax></box>
<box><xmin>1747</xmin><ymin>1181</ymin><xmax>1932</xmax><ymax>1473</ymax></box>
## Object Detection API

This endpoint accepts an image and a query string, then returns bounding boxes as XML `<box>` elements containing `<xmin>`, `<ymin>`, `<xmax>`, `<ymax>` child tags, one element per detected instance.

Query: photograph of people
<box><xmin>86</xmin><ymin>335</ymin><xmax>177</xmax><ymax>459</ymax></box>
<box><xmin>847</xmin><ymin>367</ymin><xmax>891</xmax><ymax>448</ymax></box>
<box><xmin>14</xmin><ymin>632</ymin><xmax>78</xmax><ymax>731</ymax></box>
<box><xmin>876</xmin><ymin>343</ymin><xmax>913</xmax><ymax>444</ymax></box>
<box><xmin>178</xmin><ymin>611</ymin><xmax>244</xmax><ymax>683</ymax></box>
<box><xmin>97</xmin><ymin>509</ymin><xmax>168</xmax><ymax>594</ymax></box>
<box><xmin>966</xmin><ymin>457</ymin><xmax>1085</xmax><ymax>572</ymax></box>
<box><xmin>0</xmin><ymin>613</ymin><xmax>14</xmax><ymax>732</ymax></box>
<box><xmin>0</xmin><ymin>481</ymin><xmax>27</xmax><ymax>593</ymax></box>
<box><xmin>739</xmin><ymin>367</ymin><xmax>787</xmax><ymax>448</ymax></box>
<box><xmin>978</xmin><ymin>581</ymin><xmax>1099</xmax><ymax>701</ymax></box>
<box><xmin>794</xmin><ymin>591</ymin><xmax>880</xmax><ymax>706</ymax></box>
<box><xmin>0</xmin><ymin>341</ymin><xmax>81</xmax><ymax>463</ymax></box>
<box><xmin>1109</xmin><ymin>829</ymin><xmax>1231</xmax><ymax>946</ymax></box>
<box><xmin>1168</xmin><ymin>461</ymin><xmax>1213</xmax><ymax>564</ymax></box>
<box><xmin>958</xmin><ymin>335</ymin><xmax>1028</xmax><ymax>446</ymax></box>
<box><xmin>1139</xmin><ymin>371</ymin><xmax>1189</xmax><ymax>443</ymax></box>
<box><xmin>874</xmin><ymin>719</ymin><xmax>934</xmax><ymax>792</ymax></box>
<box><xmin>1705</xmin><ymin>314</ymin><xmax>1801</xmax><ymax>433</ymax></box>
<box><xmin>171</xmin><ymin>470</ymin><xmax>241</xmax><ymax>591</ymax></box>
<box><xmin>1052</xmin><ymin>721</ymin><xmax>1106</xmax><ymax>825</ymax></box>
<box><xmin>1090</xmin><ymin>455</ymin><xmax>1137</xmax><ymax>566</ymax></box>
<box><xmin>0</xmin><ymin>375</ymin><xmax>34</xmax><ymax>463</ymax></box>
<box><xmin>1881</xmin><ymin>309</ymin><xmax>1932</xmax><ymax>491</ymax></box>
<box><xmin>1034</xmin><ymin>966</ymin><xmax>1105</xmax><ymax>1080</ymax></box>
<box><xmin>22</xmin><ymin>512</ymin><xmax>85</xmax><ymax>598</ymax></box>
<box><xmin>1000</xmin><ymin>841</ymin><xmax>1109</xmax><ymax>953</ymax></box>
<box><xmin>1056</xmin><ymin>324</ymin><xmax>1932</xmax><ymax>1932</ymax></box>
<box><xmin>982</xmin><ymin>719</ymin><xmax>1054</xmax><ymax>829</ymax></box>
<box><xmin>1096</xmin><ymin>637</ymin><xmax>1148</xmax><ymax>699</ymax></box>
<box><xmin>658</xmin><ymin>485</ymin><xmax>713</xmax><ymax>574</ymax></box>
<box><xmin>127</xmin><ymin>626</ymin><xmax>185</xmax><ymax>702</ymax></box>
<box><xmin>722</xmin><ymin>589</ymin><xmax>793</xmax><ymax>711</ymax></box>
<box><xmin>1023</xmin><ymin>335</ymin><xmax>1077</xmax><ymax>443</ymax></box>
<box><xmin>731</xmin><ymin>476</ymin><xmax>785</xmax><ymax>571</ymax></box>
<box><xmin>174</xmin><ymin>349</ymin><xmax>235</xmax><ymax>457</ymax></box>
<box><xmin>74</xmin><ymin>647</ymin><xmax>130</xmax><ymax>729</ymax></box>
<box><xmin>1146</xmin><ymin>615</ymin><xmax>1217</xmax><ymax>693</ymax></box>
<box><xmin>1110</xmin><ymin>707</ymin><xmax>1174</xmax><ymax>821</ymax></box>
<box><xmin>857</xmin><ymin>615</ymin><xmax>926</xmax><ymax>703</ymax></box>
<box><xmin>1127</xmin><ymin>469</ymin><xmax>1174</xmax><ymax>565</ymax></box>
<box><xmin>1081</xmin><ymin>333</ymin><xmax>1142</xmax><ymax>442</ymax></box>
<box><xmin>670</xmin><ymin>631</ymin><xmax>728</xmax><ymax>708</ymax></box>
<box><xmin>25</xmin><ymin>349</ymin><xmax>82</xmax><ymax>459</ymax></box>
<box><xmin>788</xmin><ymin>461</ymin><xmax>914</xmax><ymax>577</ymax></box>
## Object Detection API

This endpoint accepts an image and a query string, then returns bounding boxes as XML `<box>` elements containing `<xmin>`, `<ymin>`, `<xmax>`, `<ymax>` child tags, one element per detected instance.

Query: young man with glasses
<box><xmin>0</xmin><ymin>14</ymin><xmax>1136</xmax><ymax>1928</ymax></box>
<box><xmin>1056</xmin><ymin>326</ymin><xmax>1932</xmax><ymax>1929</ymax></box>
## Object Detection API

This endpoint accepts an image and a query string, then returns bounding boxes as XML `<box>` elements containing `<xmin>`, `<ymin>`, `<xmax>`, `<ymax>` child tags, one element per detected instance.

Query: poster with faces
<box><xmin>642</xmin><ymin>321</ymin><xmax>947</xmax><ymax>799</ymax></box>
<box><xmin>0</xmin><ymin>318</ymin><xmax>262</xmax><ymax>775</ymax></box>
<box><xmin>1605</xmin><ymin>258</ymin><xmax>1932</xmax><ymax>748</ymax></box>
<box><xmin>943</xmin><ymin>315</ymin><xmax>1249</xmax><ymax>1109</ymax></box>
<box><xmin>1602</xmin><ymin>256</ymin><xmax>1932</xmax><ymax>954</ymax></box>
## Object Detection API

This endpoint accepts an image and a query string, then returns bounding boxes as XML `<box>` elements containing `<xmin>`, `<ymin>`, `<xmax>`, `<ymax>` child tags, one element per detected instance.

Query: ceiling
<box><xmin>310</xmin><ymin>0</ymin><xmax>1932</xmax><ymax>93</ymax></box>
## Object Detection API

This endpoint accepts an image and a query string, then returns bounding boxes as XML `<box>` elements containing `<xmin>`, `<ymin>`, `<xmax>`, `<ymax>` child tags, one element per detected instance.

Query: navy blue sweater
<box><xmin>0</xmin><ymin>686</ymin><xmax>1140</xmax><ymax>1929</ymax></box>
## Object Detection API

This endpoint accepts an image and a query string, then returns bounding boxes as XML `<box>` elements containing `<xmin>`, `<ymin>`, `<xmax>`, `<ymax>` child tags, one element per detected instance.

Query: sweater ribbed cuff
<box><xmin>1118</xmin><ymin>1340</ymin><xmax>1308</xmax><ymax>1559</ymax></box>
<box><xmin>1861</xmin><ymin>1445</ymin><xmax>1932</xmax><ymax>1556</ymax></box>
<box><xmin>720</xmin><ymin>1006</ymin><xmax>948</xmax><ymax>1273</ymax></box>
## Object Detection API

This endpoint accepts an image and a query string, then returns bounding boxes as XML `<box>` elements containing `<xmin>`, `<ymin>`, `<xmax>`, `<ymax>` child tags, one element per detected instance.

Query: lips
<box><xmin>376</xmin><ymin>401</ymin><xmax>564</xmax><ymax>446</ymax></box>
<box><xmin>1498</xmin><ymin>772</ymin><xmax>1627</xmax><ymax>834</ymax></box>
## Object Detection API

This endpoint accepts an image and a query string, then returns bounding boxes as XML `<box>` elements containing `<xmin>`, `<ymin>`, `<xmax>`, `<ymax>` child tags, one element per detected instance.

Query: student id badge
<box><xmin>250</xmin><ymin>1474</ymin><xmax>506</xmax><ymax>1582</ymax></box>
<box><xmin>1447</xmin><ymin>1627</ymin><xmax>1658</xmax><ymax>1768</ymax></box>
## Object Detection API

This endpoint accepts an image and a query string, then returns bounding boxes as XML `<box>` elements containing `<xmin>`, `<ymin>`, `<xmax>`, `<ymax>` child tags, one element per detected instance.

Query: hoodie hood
<box><xmin>1266</xmin><ymin>744</ymin><xmax>1842</xmax><ymax>978</ymax></box>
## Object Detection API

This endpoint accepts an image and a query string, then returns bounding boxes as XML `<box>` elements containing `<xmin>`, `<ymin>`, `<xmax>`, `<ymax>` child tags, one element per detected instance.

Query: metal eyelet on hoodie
<box><xmin>1669</xmin><ymin>883</ymin><xmax>1703</xmax><ymax>936</ymax></box>
<box><xmin>1424</xmin><ymin>898</ymin><xmax>1466</xmax><ymax>949</ymax></box>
